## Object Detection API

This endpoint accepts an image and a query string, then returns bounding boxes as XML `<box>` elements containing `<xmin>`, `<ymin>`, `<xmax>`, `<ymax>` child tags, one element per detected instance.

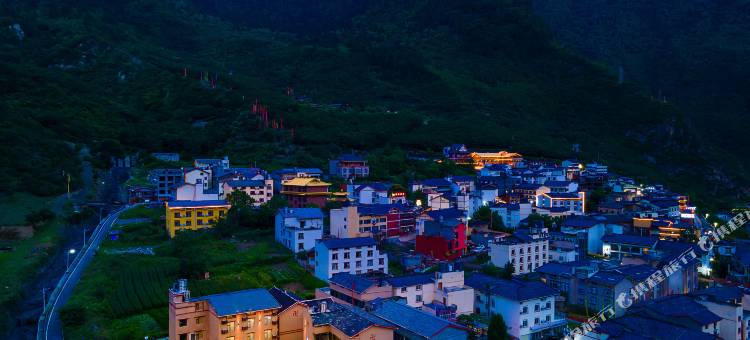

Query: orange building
<box><xmin>169</xmin><ymin>280</ymin><xmax>395</xmax><ymax>340</ymax></box>
<box><xmin>469</xmin><ymin>151</ymin><xmax>523</xmax><ymax>170</ymax></box>
<box><xmin>281</xmin><ymin>177</ymin><xmax>331</xmax><ymax>208</ymax></box>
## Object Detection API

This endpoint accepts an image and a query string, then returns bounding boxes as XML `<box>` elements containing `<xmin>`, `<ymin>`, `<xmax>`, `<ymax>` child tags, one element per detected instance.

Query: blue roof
<box><xmin>319</xmin><ymin>237</ymin><xmax>377</xmax><ymax>249</ymax></box>
<box><xmin>329</xmin><ymin>273</ymin><xmax>377</xmax><ymax>293</ymax></box>
<box><xmin>307</xmin><ymin>299</ymin><xmax>393</xmax><ymax>336</ymax></box>
<box><xmin>597</xmin><ymin>314</ymin><xmax>716</xmax><ymax>340</ymax></box>
<box><xmin>632</xmin><ymin>295</ymin><xmax>722</xmax><ymax>326</ymax></box>
<box><xmin>416</xmin><ymin>178</ymin><xmax>452</xmax><ymax>187</ymax></box>
<box><xmin>277</xmin><ymin>207</ymin><xmax>324</xmax><ymax>219</ymax></box>
<box><xmin>544</xmin><ymin>192</ymin><xmax>580</xmax><ymax>199</ymax></box>
<box><xmin>516</xmin><ymin>183</ymin><xmax>542</xmax><ymax>190</ymax></box>
<box><xmin>370</xmin><ymin>299</ymin><xmax>467</xmax><ymax>338</ymax></box>
<box><xmin>563</xmin><ymin>216</ymin><xmax>605</xmax><ymax>228</ymax></box>
<box><xmin>587</xmin><ymin>271</ymin><xmax>627</xmax><ymax>286</ymax></box>
<box><xmin>268</xmin><ymin>287</ymin><xmax>301</xmax><ymax>311</ymax></box>
<box><xmin>426</xmin><ymin>208</ymin><xmax>465</xmax><ymax>221</ymax></box>
<box><xmin>354</xmin><ymin>182</ymin><xmax>391</xmax><ymax>193</ymax></box>
<box><xmin>601</xmin><ymin>234</ymin><xmax>658</xmax><ymax>247</ymax></box>
<box><xmin>358</xmin><ymin>203</ymin><xmax>412</xmax><ymax>216</ymax></box>
<box><xmin>465</xmin><ymin>274</ymin><xmax>558</xmax><ymax>301</ymax></box>
<box><xmin>543</xmin><ymin>180</ymin><xmax>572</xmax><ymax>187</ymax></box>
<box><xmin>189</xmin><ymin>288</ymin><xmax>281</xmax><ymax>316</ymax></box>
<box><xmin>385</xmin><ymin>274</ymin><xmax>433</xmax><ymax>287</ymax></box>
<box><xmin>167</xmin><ymin>200</ymin><xmax>229</xmax><ymax>208</ymax></box>
<box><xmin>536</xmin><ymin>262</ymin><xmax>575</xmax><ymax>277</ymax></box>
<box><xmin>226</xmin><ymin>180</ymin><xmax>265</xmax><ymax>187</ymax></box>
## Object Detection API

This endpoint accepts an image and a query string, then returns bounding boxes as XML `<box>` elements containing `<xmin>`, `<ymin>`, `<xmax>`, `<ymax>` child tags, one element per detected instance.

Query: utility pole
<box><xmin>83</xmin><ymin>228</ymin><xmax>87</xmax><ymax>246</ymax></box>
<box><xmin>42</xmin><ymin>287</ymin><xmax>46</xmax><ymax>309</ymax></box>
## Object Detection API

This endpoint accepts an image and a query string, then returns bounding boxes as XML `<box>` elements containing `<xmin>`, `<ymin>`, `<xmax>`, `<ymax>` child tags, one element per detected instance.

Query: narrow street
<box><xmin>5</xmin><ymin>148</ymin><xmax>128</xmax><ymax>339</ymax></box>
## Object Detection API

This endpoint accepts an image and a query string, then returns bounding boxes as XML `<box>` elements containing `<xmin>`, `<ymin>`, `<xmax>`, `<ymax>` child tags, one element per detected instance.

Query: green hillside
<box><xmin>0</xmin><ymin>0</ymin><xmax>742</xmax><ymax>208</ymax></box>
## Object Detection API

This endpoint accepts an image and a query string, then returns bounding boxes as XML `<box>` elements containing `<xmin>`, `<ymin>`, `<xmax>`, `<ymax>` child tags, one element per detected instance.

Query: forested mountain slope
<box><xmin>0</xmin><ymin>0</ymin><xmax>743</xmax><ymax>207</ymax></box>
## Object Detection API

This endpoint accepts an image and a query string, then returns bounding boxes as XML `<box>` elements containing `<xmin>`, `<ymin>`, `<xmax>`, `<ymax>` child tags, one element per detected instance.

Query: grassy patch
<box><xmin>64</xmin><ymin>211</ymin><xmax>325</xmax><ymax>338</ymax></box>
<box><xmin>118</xmin><ymin>205</ymin><xmax>163</xmax><ymax>220</ymax></box>
<box><xmin>0</xmin><ymin>218</ymin><xmax>63</xmax><ymax>331</ymax></box>
<box><xmin>0</xmin><ymin>193</ymin><xmax>54</xmax><ymax>226</ymax></box>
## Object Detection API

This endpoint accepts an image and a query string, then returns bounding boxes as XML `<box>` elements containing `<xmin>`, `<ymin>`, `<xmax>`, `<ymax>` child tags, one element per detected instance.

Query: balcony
<box><xmin>529</xmin><ymin>319</ymin><xmax>567</xmax><ymax>332</ymax></box>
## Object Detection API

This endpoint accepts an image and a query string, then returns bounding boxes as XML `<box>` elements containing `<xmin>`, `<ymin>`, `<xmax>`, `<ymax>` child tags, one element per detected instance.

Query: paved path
<box><xmin>37</xmin><ymin>205</ymin><xmax>132</xmax><ymax>340</ymax></box>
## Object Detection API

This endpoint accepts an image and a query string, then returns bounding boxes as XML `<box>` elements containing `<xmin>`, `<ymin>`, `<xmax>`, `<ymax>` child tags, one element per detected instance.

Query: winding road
<box><xmin>37</xmin><ymin>204</ymin><xmax>132</xmax><ymax>340</ymax></box>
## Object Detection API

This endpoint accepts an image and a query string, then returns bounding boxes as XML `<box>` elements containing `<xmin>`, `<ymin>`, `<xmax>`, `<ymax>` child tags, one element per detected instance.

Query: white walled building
<box><xmin>467</xmin><ymin>273</ymin><xmax>564</xmax><ymax>339</ymax></box>
<box><xmin>221</xmin><ymin>179</ymin><xmax>274</xmax><ymax>206</ymax></box>
<box><xmin>490</xmin><ymin>228</ymin><xmax>549</xmax><ymax>275</ymax></box>
<box><xmin>314</xmin><ymin>237</ymin><xmax>388</xmax><ymax>280</ymax></box>
<box><xmin>274</xmin><ymin>207</ymin><xmax>324</xmax><ymax>253</ymax></box>
<box><xmin>388</xmin><ymin>265</ymin><xmax>474</xmax><ymax>316</ymax></box>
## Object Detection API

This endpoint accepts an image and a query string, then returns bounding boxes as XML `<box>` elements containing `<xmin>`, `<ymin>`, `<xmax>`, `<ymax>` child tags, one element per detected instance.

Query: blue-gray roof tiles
<box><xmin>465</xmin><ymin>273</ymin><xmax>558</xmax><ymax>301</ymax></box>
<box><xmin>601</xmin><ymin>234</ymin><xmax>658</xmax><ymax>247</ymax></box>
<box><xmin>369</xmin><ymin>299</ymin><xmax>467</xmax><ymax>338</ymax></box>
<box><xmin>329</xmin><ymin>273</ymin><xmax>378</xmax><ymax>293</ymax></box>
<box><xmin>320</xmin><ymin>237</ymin><xmax>377</xmax><ymax>249</ymax></box>
<box><xmin>225</xmin><ymin>179</ymin><xmax>265</xmax><ymax>188</ymax></box>
<box><xmin>278</xmin><ymin>207</ymin><xmax>324</xmax><ymax>219</ymax></box>
<box><xmin>189</xmin><ymin>288</ymin><xmax>281</xmax><ymax>316</ymax></box>
<box><xmin>385</xmin><ymin>274</ymin><xmax>434</xmax><ymax>287</ymax></box>
<box><xmin>307</xmin><ymin>300</ymin><xmax>393</xmax><ymax>336</ymax></box>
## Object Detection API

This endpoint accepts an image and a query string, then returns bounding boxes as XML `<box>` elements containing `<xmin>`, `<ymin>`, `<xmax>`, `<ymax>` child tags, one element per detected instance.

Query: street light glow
<box><xmin>69</xmin><ymin>249</ymin><xmax>76</xmax><ymax>254</ymax></box>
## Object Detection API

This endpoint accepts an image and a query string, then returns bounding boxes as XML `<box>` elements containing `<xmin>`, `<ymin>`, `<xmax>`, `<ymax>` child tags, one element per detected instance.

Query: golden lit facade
<box><xmin>165</xmin><ymin>200</ymin><xmax>230</xmax><ymax>238</ymax></box>
<box><xmin>469</xmin><ymin>151</ymin><xmax>523</xmax><ymax>169</ymax></box>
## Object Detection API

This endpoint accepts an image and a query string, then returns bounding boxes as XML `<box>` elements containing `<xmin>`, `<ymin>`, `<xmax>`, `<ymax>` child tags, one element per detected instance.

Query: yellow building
<box><xmin>469</xmin><ymin>151</ymin><xmax>523</xmax><ymax>169</ymax></box>
<box><xmin>165</xmin><ymin>200</ymin><xmax>231</xmax><ymax>238</ymax></box>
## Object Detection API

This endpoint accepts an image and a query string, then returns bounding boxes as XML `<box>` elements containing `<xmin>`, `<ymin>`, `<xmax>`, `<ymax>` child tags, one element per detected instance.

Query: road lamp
<box><xmin>66</xmin><ymin>248</ymin><xmax>76</xmax><ymax>269</ymax></box>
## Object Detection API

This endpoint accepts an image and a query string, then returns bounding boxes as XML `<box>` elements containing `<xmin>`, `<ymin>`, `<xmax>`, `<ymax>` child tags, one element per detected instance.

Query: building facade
<box><xmin>274</xmin><ymin>208</ymin><xmax>324</xmax><ymax>253</ymax></box>
<box><xmin>165</xmin><ymin>200</ymin><xmax>230</xmax><ymax>238</ymax></box>
<box><xmin>314</xmin><ymin>237</ymin><xmax>388</xmax><ymax>280</ymax></box>
<box><xmin>281</xmin><ymin>177</ymin><xmax>331</xmax><ymax>208</ymax></box>
<box><xmin>490</xmin><ymin>229</ymin><xmax>550</xmax><ymax>275</ymax></box>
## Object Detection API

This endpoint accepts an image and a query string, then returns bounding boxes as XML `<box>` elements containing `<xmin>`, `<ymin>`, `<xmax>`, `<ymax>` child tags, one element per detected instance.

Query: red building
<box><xmin>415</xmin><ymin>219</ymin><xmax>467</xmax><ymax>260</ymax></box>
<box><xmin>361</xmin><ymin>204</ymin><xmax>417</xmax><ymax>237</ymax></box>
<box><xmin>281</xmin><ymin>177</ymin><xmax>331</xmax><ymax>208</ymax></box>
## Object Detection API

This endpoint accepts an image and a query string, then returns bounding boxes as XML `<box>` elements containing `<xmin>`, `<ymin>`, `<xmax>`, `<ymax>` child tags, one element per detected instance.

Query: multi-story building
<box><xmin>321</xmin><ymin>264</ymin><xmax>475</xmax><ymax>317</ymax></box>
<box><xmin>222</xmin><ymin>179</ymin><xmax>274</xmax><ymax>206</ymax></box>
<box><xmin>329</xmin><ymin>204</ymin><xmax>417</xmax><ymax>239</ymax></box>
<box><xmin>443</xmin><ymin>144</ymin><xmax>471</xmax><ymax>164</ymax></box>
<box><xmin>601</xmin><ymin>234</ymin><xmax>659</xmax><ymax>260</ymax></box>
<box><xmin>490</xmin><ymin>228</ymin><xmax>549</xmax><ymax>275</ymax></box>
<box><xmin>275</xmin><ymin>208</ymin><xmax>324</xmax><ymax>253</ymax></box>
<box><xmin>314</xmin><ymin>237</ymin><xmax>388</xmax><ymax>280</ymax></box>
<box><xmin>415</xmin><ymin>219</ymin><xmax>467</xmax><ymax>261</ymax></box>
<box><xmin>369</xmin><ymin>299</ymin><xmax>470</xmax><ymax>339</ymax></box>
<box><xmin>512</xmin><ymin>183</ymin><xmax>542</xmax><ymax>204</ymax></box>
<box><xmin>348</xmin><ymin>183</ymin><xmax>390</xmax><ymax>205</ymax></box>
<box><xmin>535</xmin><ymin>192</ymin><xmax>586</xmax><ymax>215</ymax></box>
<box><xmin>281</xmin><ymin>177</ymin><xmax>331</xmax><ymax>208</ymax></box>
<box><xmin>584</xmin><ymin>294</ymin><xmax>723</xmax><ymax>340</ymax></box>
<box><xmin>329</xmin><ymin>153</ymin><xmax>369</xmax><ymax>179</ymax></box>
<box><xmin>168</xmin><ymin>280</ymin><xmax>280</xmax><ymax>340</ymax></box>
<box><xmin>150</xmin><ymin>168</ymin><xmax>184</xmax><ymax>201</ymax></box>
<box><xmin>165</xmin><ymin>200</ymin><xmax>230</xmax><ymax>238</ymax></box>
<box><xmin>469</xmin><ymin>151</ymin><xmax>523</xmax><ymax>170</ymax></box>
<box><xmin>168</xmin><ymin>280</ymin><xmax>397</xmax><ymax>340</ymax></box>
<box><xmin>467</xmin><ymin>273</ymin><xmax>565</xmax><ymax>340</ymax></box>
